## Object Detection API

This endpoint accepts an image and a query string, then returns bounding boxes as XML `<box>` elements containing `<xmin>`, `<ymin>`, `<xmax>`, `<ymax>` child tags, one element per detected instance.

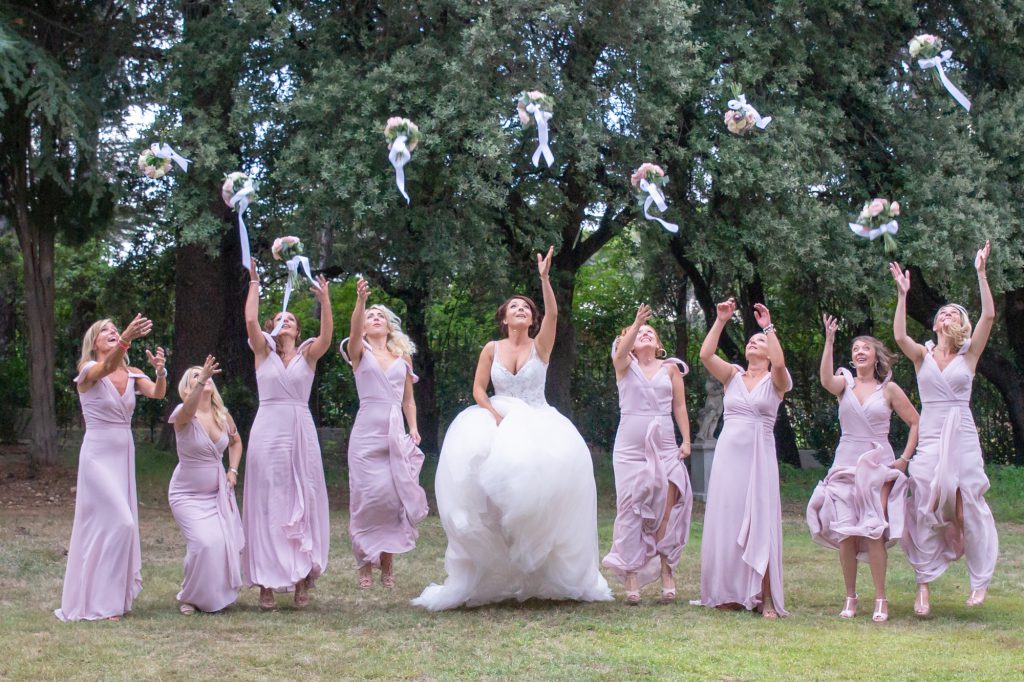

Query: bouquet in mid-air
<box><xmin>385</xmin><ymin>117</ymin><xmax>421</xmax><ymax>203</ymax></box>
<box><xmin>724</xmin><ymin>86</ymin><xmax>771</xmax><ymax>136</ymax></box>
<box><xmin>630</xmin><ymin>162</ymin><xmax>678</xmax><ymax>233</ymax></box>
<box><xmin>849</xmin><ymin>198</ymin><xmax>900</xmax><ymax>255</ymax></box>
<box><xmin>908</xmin><ymin>33</ymin><xmax>971</xmax><ymax>111</ymax></box>
<box><xmin>137</xmin><ymin>143</ymin><xmax>190</xmax><ymax>179</ymax></box>
<box><xmin>516</xmin><ymin>90</ymin><xmax>555</xmax><ymax>167</ymax></box>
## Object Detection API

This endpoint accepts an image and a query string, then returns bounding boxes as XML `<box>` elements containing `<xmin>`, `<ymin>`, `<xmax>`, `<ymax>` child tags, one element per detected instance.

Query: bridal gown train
<box><xmin>412</xmin><ymin>342</ymin><xmax>612</xmax><ymax>610</ymax></box>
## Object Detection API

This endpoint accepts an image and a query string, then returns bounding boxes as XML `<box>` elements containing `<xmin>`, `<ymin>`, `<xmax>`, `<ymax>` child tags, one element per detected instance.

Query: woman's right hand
<box><xmin>248</xmin><ymin>257</ymin><xmax>259</xmax><ymax>284</ymax></box>
<box><xmin>633</xmin><ymin>303</ymin><xmax>652</xmax><ymax>329</ymax></box>
<box><xmin>198</xmin><ymin>355</ymin><xmax>222</xmax><ymax>383</ymax></box>
<box><xmin>491</xmin><ymin>410</ymin><xmax>503</xmax><ymax>426</ymax></box>
<box><xmin>889</xmin><ymin>262</ymin><xmax>911</xmax><ymax>296</ymax></box>
<box><xmin>120</xmin><ymin>314</ymin><xmax>153</xmax><ymax>344</ymax></box>
<box><xmin>715</xmin><ymin>298</ymin><xmax>736</xmax><ymax>323</ymax></box>
<box><xmin>356</xmin><ymin>277</ymin><xmax>370</xmax><ymax>303</ymax></box>
<box><xmin>822</xmin><ymin>313</ymin><xmax>838</xmax><ymax>345</ymax></box>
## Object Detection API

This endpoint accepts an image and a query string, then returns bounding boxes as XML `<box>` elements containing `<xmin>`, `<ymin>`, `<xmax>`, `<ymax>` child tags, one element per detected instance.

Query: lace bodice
<box><xmin>491</xmin><ymin>342</ymin><xmax>548</xmax><ymax>407</ymax></box>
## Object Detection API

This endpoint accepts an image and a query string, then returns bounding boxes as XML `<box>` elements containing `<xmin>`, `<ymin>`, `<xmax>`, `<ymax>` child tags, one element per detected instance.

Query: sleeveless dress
<box><xmin>55</xmin><ymin>362</ymin><xmax>147</xmax><ymax>621</ymax></box>
<box><xmin>342</xmin><ymin>338</ymin><xmax>428</xmax><ymax>569</ymax></box>
<box><xmin>241</xmin><ymin>332</ymin><xmax>330</xmax><ymax>591</ymax></box>
<box><xmin>700</xmin><ymin>365</ymin><xmax>792</xmax><ymax>615</ymax></box>
<box><xmin>168</xmin><ymin>405</ymin><xmax>245</xmax><ymax>612</ymax></box>
<box><xmin>602</xmin><ymin>357</ymin><xmax>693</xmax><ymax>588</ymax></box>
<box><xmin>901</xmin><ymin>341</ymin><xmax>999</xmax><ymax>590</ymax></box>
<box><xmin>412</xmin><ymin>342</ymin><xmax>612</xmax><ymax>610</ymax></box>
<box><xmin>806</xmin><ymin>369</ymin><xmax>908</xmax><ymax>559</ymax></box>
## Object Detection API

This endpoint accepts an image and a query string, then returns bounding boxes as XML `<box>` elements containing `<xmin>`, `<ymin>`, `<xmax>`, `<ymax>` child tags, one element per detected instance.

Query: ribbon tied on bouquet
<box><xmin>727</xmin><ymin>93</ymin><xmax>772</xmax><ymax>130</ymax></box>
<box><xmin>269</xmin><ymin>237</ymin><xmax>320</xmax><ymax>337</ymax></box>
<box><xmin>384</xmin><ymin>117</ymin><xmax>421</xmax><ymax>204</ymax></box>
<box><xmin>388</xmin><ymin>135</ymin><xmax>412</xmax><ymax>204</ymax></box>
<box><xmin>848</xmin><ymin>220</ymin><xmax>898</xmax><ymax>241</ymax></box>
<box><xmin>631</xmin><ymin>163</ymin><xmax>679</xmax><ymax>233</ymax></box>
<box><xmin>147</xmin><ymin>143</ymin><xmax>191</xmax><ymax>172</ymax></box>
<box><xmin>917</xmin><ymin>50</ymin><xmax>972</xmax><ymax>111</ymax></box>
<box><xmin>222</xmin><ymin>172</ymin><xmax>256</xmax><ymax>269</ymax></box>
<box><xmin>516</xmin><ymin>91</ymin><xmax>555</xmax><ymax>168</ymax></box>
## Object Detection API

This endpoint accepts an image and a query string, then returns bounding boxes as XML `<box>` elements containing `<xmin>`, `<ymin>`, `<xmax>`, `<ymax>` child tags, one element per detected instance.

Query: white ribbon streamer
<box><xmin>388</xmin><ymin>134</ymin><xmax>411</xmax><ymax>204</ymax></box>
<box><xmin>230</xmin><ymin>181</ymin><xmax>256</xmax><ymax>269</ymax></box>
<box><xmin>848</xmin><ymin>220</ymin><xmax>899</xmax><ymax>240</ymax></box>
<box><xmin>918</xmin><ymin>50</ymin><xmax>972</xmax><ymax>111</ymax></box>
<box><xmin>727</xmin><ymin>94</ymin><xmax>772</xmax><ymax>129</ymax></box>
<box><xmin>639</xmin><ymin>178</ymin><xmax>679</xmax><ymax>233</ymax></box>
<box><xmin>270</xmin><ymin>255</ymin><xmax>321</xmax><ymax>336</ymax></box>
<box><xmin>526</xmin><ymin>102</ymin><xmax>555</xmax><ymax>168</ymax></box>
<box><xmin>149</xmin><ymin>142</ymin><xmax>190</xmax><ymax>172</ymax></box>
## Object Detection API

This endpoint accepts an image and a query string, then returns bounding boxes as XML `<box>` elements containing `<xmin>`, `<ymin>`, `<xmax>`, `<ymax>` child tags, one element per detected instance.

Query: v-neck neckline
<box><xmin>104</xmin><ymin>373</ymin><xmax>131</xmax><ymax>399</ymax></box>
<box><xmin>368</xmin><ymin>346</ymin><xmax>401</xmax><ymax>374</ymax></box>
<box><xmin>495</xmin><ymin>342</ymin><xmax>535</xmax><ymax>377</ymax></box>
<box><xmin>634</xmin><ymin>359</ymin><xmax>665</xmax><ymax>384</ymax></box>
<box><xmin>848</xmin><ymin>382</ymin><xmax>883</xmax><ymax>408</ymax></box>
<box><xmin>739</xmin><ymin>369</ymin><xmax>770</xmax><ymax>394</ymax></box>
<box><xmin>193</xmin><ymin>413</ymin><xmax>224</xmax><ymax>447</ymax></box>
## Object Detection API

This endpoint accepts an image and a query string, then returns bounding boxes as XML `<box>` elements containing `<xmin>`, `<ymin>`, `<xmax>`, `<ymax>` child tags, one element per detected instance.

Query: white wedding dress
<box><xmin>412</xmin><ymin>342</ymin><xmax>612</xmax><ymax>610</ymax></box>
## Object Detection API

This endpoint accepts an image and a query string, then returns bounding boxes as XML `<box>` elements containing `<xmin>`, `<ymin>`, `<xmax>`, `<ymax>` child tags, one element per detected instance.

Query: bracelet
<box><xmin>117</xmin><ymin>337</ymin><xmax>131</xmax><ymax>351</ymax></box>
<box><xmin>762</xmin><ymin>324</ymin><xmax>777</xmax><ymax>335</ymax></box>
<box><xmin>899</xmin><ymin>455</ymin><xmax>913</xmax><ymax>462</ymax></box>
<box><xmin>249</xmin><ymin>281</ymin><xmax>260</xmax><ymax>286</ymax></box>
<box><xmin>228</xmin><ymin>467</ymin><xmax>239</xmax><ymax>474</ymax></box>
<box><xmin>156</xmin><ymin>368</ymin><xmax>168</xmax><ymax>378</ymax></box>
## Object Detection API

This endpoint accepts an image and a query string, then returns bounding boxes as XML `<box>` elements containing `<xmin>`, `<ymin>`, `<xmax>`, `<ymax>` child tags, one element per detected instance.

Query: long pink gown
<box><xmin>343</xmin><ymin>339</ymin><xmax>428</xmax><ymax>568</ymax></box>
<box><xmin>241</xmin><ymin>333</ymin><xmax>330</xmax><ymax>591</ymax></box>
<box><xmin>901</xmin><ymin>340</ymin><xmax>998</xmax><ymax>590</ymax></box>
<box><xmin>602</xmin><ymin>357</ymin><xmax>693</xmax><ymax>588</ymax></box>
<box><xmin>806</xmin><ymin>369</ymin><xmax>908</xmax><ymax>559</ymax></box>
<box><xmin>55</xmin><ymin>361</ymin><xmax>146</xmax><ymax>621</ymax></box>
<box><xmin>168</xmin><ymin>405</ymin><xmax>245</xmax><ymax>612</ymax></box>
<box><xmin>700</xmin><ymin>365</ymin><xmax>791</xmax><ymax>615</ymax></box>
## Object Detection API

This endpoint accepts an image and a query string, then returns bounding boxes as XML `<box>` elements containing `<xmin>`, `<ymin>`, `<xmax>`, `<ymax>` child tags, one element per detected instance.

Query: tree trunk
<box><xmin>401</xmin><ymin>300</ymin><xmax>440</xmax><ymax>453</ymax></box>
<box><xmin>546</xmin><ymin>269</ymin><xmax>577</xmax><ymax>416</ymax></box>
<box><xmin>15</xmin><ymin>216</ymin><xmax>58</xmax><ymax>470</ymax></box>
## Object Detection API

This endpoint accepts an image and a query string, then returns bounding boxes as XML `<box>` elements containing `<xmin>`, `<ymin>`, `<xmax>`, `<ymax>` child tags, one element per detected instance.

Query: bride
<box><xmin>412</xmin><ymin>247</ymin><xmax>612</xmax><ymax>610</ymax></box>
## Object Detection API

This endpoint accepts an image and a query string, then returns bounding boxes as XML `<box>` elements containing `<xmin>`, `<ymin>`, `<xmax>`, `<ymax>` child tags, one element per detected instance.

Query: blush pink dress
<box><xmin>342</xmin><ymin>339</ymin><xmax>428</xmax><ymax>569</ymax></box>
<box><xmin>901</xmin><ymin>340</ymin><xmax>998</xmax><ymax>590</ymax></box>
<box><xmin>55</xmin><ymin>362</ymin><xmax>147</xmax><ymax>621</ymax></box>
<box><xmin>168</xmin><ymin>405</ymin><xmax>245</xmax><ymax>612</ymax></box>
<box><xmin>241</xmin><ymin>333</ymin><xmax>330</xmax><ymax>592</ymax></box>
<box><xmin>602</xmin><ymin>357</ymin><xmax>693</xmax><ymax>588</ymax></box>
<box><xmin>700</xmin><ymin>366</ymin><xmax>791</xmax><ymax>616</ymax></box>
<box><xmin>806</xmin><ymin>369</ymin><xmax>908</xmax><ymax>559</ymax></box>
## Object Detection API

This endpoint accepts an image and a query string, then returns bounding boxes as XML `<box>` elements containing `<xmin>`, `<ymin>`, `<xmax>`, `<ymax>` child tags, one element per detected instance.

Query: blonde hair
<box><xmin>937</xmin><ymin>304</ymin><xmax>972</xmax><ymax>351</ymax></box>
<box><xmin>615</xmin><ymin>324</ymin><xmax>667</xmax><ymax>359</ymax></box>
<box><xmin>78</xmin><ymin>319</ymin><xmax>129</xmax><ymax>371</ymax></box>
<box><xmin>178</xmin><ymin>366</ymin><xmax>231</xmax><ymax>430</ymax></box>
<box><xmin>367</xmin><ymin>304</ymin><xmax>416</xmax><ymax>357</ymax></box>
<box><xmin>851</xmin><ymin>335</ymin><xmax>896</xmax><ymax>383</ymax></box>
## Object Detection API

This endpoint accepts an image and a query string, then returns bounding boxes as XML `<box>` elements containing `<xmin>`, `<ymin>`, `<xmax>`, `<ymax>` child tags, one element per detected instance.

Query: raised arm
<box><xmin>669</xmin><ymin>365</ymin><xmax>691</xmax><ymax>459</ymax></box>
<box><xmin>225</xmin><ymin>413</ymin><xmax>242</xmax><ymax>489</ymax></box>
<box><xmin>347</xmin><ymin>277</ymin><xmax>370</xmax><ymax>368</ymax></box>
<box><xmin>889</xmin><ymin>262</ymin><xmax>926</xmax><ymax>367</ymax></box>
<box><xmin>402</xmin><ymin>357</ymin><xmax>421</xmax><ymax>445</ymax></box>
<box><xmin>965</xmin><ymin>241</ymin><xmax>995</xmax><ymax>371</ymax></box>
<box><xmin>79</xmin><ymin>314</ymin><xmax>152</xmax><ymax>391</ymax></box>
<box><xmin>753</xmin><ymin>303</ymin><xmax>789</xmax><ymax>397</ymax></box>
<box><xmin>245</xmin><ymin>258</ymin><xmax>269</xmax><ymax>360</ymax></box>
<box><xmin>819</xmin><ymin>314</ymin><xmax>845</xmax><ymax>397</ymax></box>
<box><xmin>473</xmin><ymin>341</ymin><xmax>502</xmax><ymax>425</ymax></box>
<box><xmin>534</xmin><ymin>246</ymin><xmax>558</xmax><ymax>362</ymax></box>
<box><xmin>887</xmin><ymin>382</ymin><xmax>920</xmax><ymax>473</ymax></box>
<box><xmin>174</xmin><ymin>356</ymin><xmax>221</xmax><ymax>431</ymax></box>
<box><xmin>303</xmin><ymin>275</ymin><xmax>333</xmax><ymax>363</ymax></box>
<box><xmin>133</xmin><ymin>346</ymin><xmax>168</xmax><ymax>399</ymax></box>
<box><xmin>613</xmin><ymin>304</ymin><xmax>652</xmax><ymax>376</ymax></box>
<box><xmin>700</xmin><ymin>298</ymin><xmax>739</xmax><ymax>386</ymax></box>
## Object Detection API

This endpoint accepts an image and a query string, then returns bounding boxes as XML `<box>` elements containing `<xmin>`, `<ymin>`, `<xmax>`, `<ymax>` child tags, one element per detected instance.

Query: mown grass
<box><xmin>1</xmin><ymin>447</ymin><xmax>1022</xmax><ymax>681</ymax></box>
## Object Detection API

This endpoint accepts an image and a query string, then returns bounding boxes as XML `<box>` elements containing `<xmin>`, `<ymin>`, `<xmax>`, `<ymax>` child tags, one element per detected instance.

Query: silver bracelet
<box><xmin>228</xmin><ymin>467</ymin><xmax>239</xmax><ymax>474</ymax></box>
<box><xmin>157</xmin><ymin>367</ymin><xmax>168</xmax><ymax>378</ymax></box>
<box><xmin>762</xmin><ymin>324</ymin><xmax>777</xmax><ymax>335</ymax></box>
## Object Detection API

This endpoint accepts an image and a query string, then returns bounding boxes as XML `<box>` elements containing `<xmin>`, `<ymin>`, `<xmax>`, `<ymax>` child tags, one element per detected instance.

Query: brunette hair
<box><xmin>495</xmin><ymin>295</ymin><xmax>541</xmax><ymax>338</ymax></box>
<box><xmin>851</xmin><ymin>335</ymin><xmax>896</xmax><ymax>383</ymax></box>
<box><xmin>263</xmin><ymin>313</ymin><xmax>303</xmax><ymax>347</ymax></box>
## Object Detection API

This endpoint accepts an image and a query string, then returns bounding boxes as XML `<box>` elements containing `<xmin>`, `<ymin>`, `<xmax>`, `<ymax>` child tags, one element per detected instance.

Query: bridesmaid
<box><xmin>891</xmin><ymin>241</ymin><xmax>999</xmax><ymax>615</ymax></box>
<box><xmin>242</xmin><ymin>258</ymin><xmax>333</xmax><ymax>610</ymax></box>
<box><xmin>168</xmin><ymin>355</ymin><xmax>245</xmax><ymax>615</ymax></box>
<box><xmin>806</xmin><ymin>315</ymin><xmax>919</xmax><ymax>622</ymax></box>
<box><xmin>55</xmin><ymin>315</ymin><xmax>166</xmax><ymax>621</ymax></box>
<box><xmin>602</xmin><ymin>304</ymin><xmax>693</xmax><ymax>605</ymax></box>
<box><xmin>342</xmin><ymin>277</ymin><xmax>428</xmax><ymax>589</ymax></box>
<box><xmin>698</xmin><ymin>298</ymin><xmax>790</xmax><ymax>618</ymax></box>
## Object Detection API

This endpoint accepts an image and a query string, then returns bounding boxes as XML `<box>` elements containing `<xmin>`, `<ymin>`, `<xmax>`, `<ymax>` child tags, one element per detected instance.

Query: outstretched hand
<box><xmin>356</xmin><ymin>277</ymin><xmax>371</xmax><ymax>303</ymax></box>
<box><xmin>822</xmin><ymin>313</ymin><xmax>838</xmax><ymax>344</ymax></box>
<box><xmin>633</xmin><ymin>304</ymin><xmax>652</xmax><ymax>329</ymax></box>
<box><xmin>537</xmin><ymin>246</ymin><xmax>554</xmax><ymax>279</ymax></box>
<box><xmin>753</xmin><ymin>303</ymin><xmax>772</xmax><ymax>329</ymax></box>
<box><xmin>975</xmin><ymin>240</ymin><xmax>991</xmax><ymax>274</ymax></box>
<box><xmin>121</xmin><ymin>314</ymin><xmax>153</xmax><ymax>343</ymax></box>
<box><xmin>311</xmin><ymin>274</ymin><xmax>330</xmax><ymax>303</ymax></box>
<box><xmin>889</xmin><ymin>262</ymin><xmax>911</xmax><ymax>295</ymax></box>
<box><xmin>248</xmin><ymin>257</ymin><xmax>259</xmax><ymax>284</ymax></box>
<box><xmin>715</xmin><ymin>298</ymin><xmax>737</xmax><ymax>323</ymax></box>
<box><xmin>145</xmin><ymin>347</ymin><xmax>166</xmax><ymax>373</ymax></box>
<box><xmin>197</xmin><ymin>355</ymin><xmax>222</xmax><ymax>384</ymax></box>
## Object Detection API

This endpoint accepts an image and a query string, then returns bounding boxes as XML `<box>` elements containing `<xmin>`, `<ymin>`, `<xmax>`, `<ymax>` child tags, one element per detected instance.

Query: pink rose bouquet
<box><xmin>849</xmin><ymin>197</ymin><xmax>900</xmax><ymax>254</ymax></box>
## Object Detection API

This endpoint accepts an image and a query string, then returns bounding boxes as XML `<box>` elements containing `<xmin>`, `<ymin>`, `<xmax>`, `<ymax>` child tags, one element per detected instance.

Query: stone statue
<box><xmin>695</xmin><ymin>375</ymin><xmax>724</xmax><ymax>444</ymax></box>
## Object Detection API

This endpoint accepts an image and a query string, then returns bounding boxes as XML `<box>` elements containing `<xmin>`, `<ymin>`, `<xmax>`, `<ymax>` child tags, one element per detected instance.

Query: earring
<box><xmin>656</xmin><ymin>348</ymin><xmax>668</xmax><ymax>360</ymax></box>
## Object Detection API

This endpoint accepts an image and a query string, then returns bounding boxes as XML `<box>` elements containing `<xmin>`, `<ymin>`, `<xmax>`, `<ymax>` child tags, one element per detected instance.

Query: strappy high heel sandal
<box><xmin>294</xmin><ymin>578</ymin><xmax>310</xmax><ymax>608</ymax></box>
<box><xmin>966</xmin><ymin>589</ymin><xmax>987</xmax><ymax>607</ymax></box>
<box><xmin>358</xmin><ymin>565</ymin><xmax>373</xmax><ymax>589</ymax></box>
<box><xmin>914</xmin><ymin>585</ymin><xmax>930</xmax><ymax>617</ymax></box>
<box><xmin>259</xmin><ymin>587</ymin><xmax>276</xmax><ymax>610</ymax></box>
<box><xmin>872</xmin><ymin>598</ymin><xmax>888</xmax><ymax>623</ymax></box>
<box><xmin>839</xmin><ymin>595</ymin><xmax>858</xmax><ymax>619</ymax></box>
<box><xmin>625</xmin><ymin>590</ymin><xmax>641</xmax><ymax>606</ymax></box>
<box><xmin>179</xmin><ymin>603</ymin><xmax>196</xmax><ymax>616</ymax></box>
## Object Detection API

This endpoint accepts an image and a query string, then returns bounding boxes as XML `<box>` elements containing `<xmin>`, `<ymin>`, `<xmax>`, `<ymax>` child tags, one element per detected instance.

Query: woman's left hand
<box><xmin>891</xmin><ymin>458</ymin><xmax>909</xmax><ymax>473</ymax></box>
<box><xmin>753</xmin><ymin>303</ymin><xmax>772</xmax><ymax>329</ymax></box>
<box><xmin>409</xmin><ymin>429</ymin><xmax>421</xmax><ymax>446</ymax></box>
<box><xmin>145</xmin><ymin>347</ymin><xmax>166</xmax><ymax>374</ymax></box>
<box><xmin>312</xmin><ymin>274</ymin><xmax>330</xmax><ymax>303</ymax></box>
<box><xmin>975</xmin><ymin>240</ymin><xmax>991</xmax><ymax>274</ymax></box>
<box><xmin>226</xmin><ymin>470</ymin><xmax>238</xmax><ymax>488</ymax></box>
<box><xmin>536</xmin><ymin>245</ymin><xmax>554</xmax><ymax>279</ymax></box>
<box><xmin>679</xmin><ymin>442</ymin><xmax>691</xmax><ymax>459</ymax></box>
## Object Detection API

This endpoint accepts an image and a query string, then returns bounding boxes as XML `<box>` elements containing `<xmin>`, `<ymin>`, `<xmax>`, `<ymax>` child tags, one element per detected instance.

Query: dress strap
<box><xmin>662</xmin><ymin>357</ymin><xmax>689</xmax><ymax>377</ymax></box>
<box><xmin>835</xmin><ymin>367</ymin><xmax>855</xmax><ymax>389</ymax></box>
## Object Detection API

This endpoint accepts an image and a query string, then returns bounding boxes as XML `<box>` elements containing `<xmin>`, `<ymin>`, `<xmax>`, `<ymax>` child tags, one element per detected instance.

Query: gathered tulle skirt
<box><xmin>412</xmin><ymin>396</ymin><xmax>612</xmax><ymax>610</ymax></box>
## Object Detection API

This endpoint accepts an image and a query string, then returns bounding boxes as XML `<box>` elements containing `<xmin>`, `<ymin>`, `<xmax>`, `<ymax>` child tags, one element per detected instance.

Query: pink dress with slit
<box><xmin>901</xmin><ymin>340</ymin><xmax>998</xmax><ymax>590</ymax></box>
<box><xmin>241</xmin><ymin>333</ymin><xmax>330</xmax><ymax>591</ymax></box>
<box><xmin>806</xmin><ymin>369</ymin><xmax>908</xmax><ymax>559</ymax></box>
<box><xmin>602</xmin><ymin>357</ymin><xmax>693</xmax><ymax>588</ymax></box>
<box><xmin>55</xmin><ymin>362</ymin><xmax>146</xmax><ymax>621</ymax></box>
<box><xmin>700</xmin><ymin>366</ymin><xmax>791</xmax><ymax>615</ymax></box>
<box><xmin>343</xmin><ymin>339</ymin><xmax>428</xmax><ymax>569</ymax></box>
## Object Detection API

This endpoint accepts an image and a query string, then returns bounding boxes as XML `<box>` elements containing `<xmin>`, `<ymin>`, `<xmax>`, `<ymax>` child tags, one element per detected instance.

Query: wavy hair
<box><xmin>367</xmin><ymin>304</ymin><xmax>417</xmax><ymax>357</ymax></box>
<box><xmin>178</xmin><ymin>366</ymin><xmax>231</xmax><ymax>431</ymax></box>
<box><xmin>851</xmin><ymin>335</ymin><xmax>896</xmax><ymax>383</ymax></box>
<box><xmin>78</xmin><ymin>319</ymin><xmax>129</xmax><ymax>371</ymax></box>
<box><xmin>936</xmin><ymin>304</ymin><xmax>972</xmax><ymax>351</ymax></box>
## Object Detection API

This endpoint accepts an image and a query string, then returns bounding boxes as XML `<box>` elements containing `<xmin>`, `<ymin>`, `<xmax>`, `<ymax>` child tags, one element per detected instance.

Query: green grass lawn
<box><xmin>1</xmin><ymin>447</ymin><xmax>1022</xmax><ymax>681</ymax></box>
